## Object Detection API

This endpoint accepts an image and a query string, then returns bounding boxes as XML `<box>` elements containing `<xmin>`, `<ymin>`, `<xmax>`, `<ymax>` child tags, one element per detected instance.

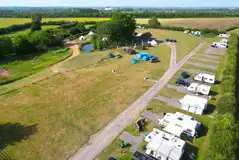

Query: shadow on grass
<box><xmin>204</xmin><ymin>104</ymin><xmax>216</xmax><ymax>115</ymax></box>
<box><xmin>209</xmin><ymin>90</ymin><xmax>218</xmax><ymax>96</ymax></box>
<box><xmin>198</xmin><ymin>124</ymin><xmax>208</xmax><ymax>138</ymax></box>
<box><xmin>183</xmin><ymin>143</ymin><xmax>199</xmax><ymax>160</ymax></box>
<box><xmin>0</xmin><ymin>123</ymin><xmax>38</xmax><ymax>149</ymax></box>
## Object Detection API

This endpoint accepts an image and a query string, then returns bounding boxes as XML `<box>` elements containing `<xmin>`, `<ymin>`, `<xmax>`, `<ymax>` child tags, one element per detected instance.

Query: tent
<box><xmin>147</xmin><ymin>40</ymin><xmax>158</xmax><ymax>46</ymax></box>
<box><xmin>136</xmin><ymin>52</ymin><xmax>147</xmax><ymax>59</ymax></box>
<box><xmin>79</xmin><ymin>36</ymin><xmax>85</xmax><ymax>41</ymax></box>
<box><xmin>142</xmin><ymin>55</ymin><xmax>150</xmax><ymax>61</ymax></box>
<box><xmin>131</xmin><ymin>58</ymin><xmax>137</xmax><ymax>64</ymax></box>
<box><xmin>88</xmin><ymin>31</ymin><xmax>94</xmax><ymax>35</ymax></box>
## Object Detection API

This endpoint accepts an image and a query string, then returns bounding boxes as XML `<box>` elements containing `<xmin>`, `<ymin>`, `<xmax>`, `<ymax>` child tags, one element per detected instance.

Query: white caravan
<box><xmin>218</xmin><ymin>33</ymin><xmax>230</xmax><ymax>38</ymax></box>
<box><xmin>194</xmin><ymin>73</ymin><xmax>215</xmax><ymax>84</ymax></box>
<box><xmin>158</xmin><ymin>112</ymin><xmax>202</xmax><ymax>138</ymax></box>
<box><xmin>187</xmin><ymin>83</ymin><xmax>211</xmax><ymax>95</ymax></box>
<box><xmin>145</xmin><ymin>129</ymin><xmax>186</xmax><ymax>160</ymax></box>
<box><xmin>179</xmin><ymin>95</ymin><xmax>208</xmax><ymax>115</ymax></box>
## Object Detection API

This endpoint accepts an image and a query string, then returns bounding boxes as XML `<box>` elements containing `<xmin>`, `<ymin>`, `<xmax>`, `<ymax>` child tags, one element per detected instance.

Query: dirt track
<box><xmin>49</xmin><ymin>41</ymin><xmax>79</xmax><ymax>72</ymax></box>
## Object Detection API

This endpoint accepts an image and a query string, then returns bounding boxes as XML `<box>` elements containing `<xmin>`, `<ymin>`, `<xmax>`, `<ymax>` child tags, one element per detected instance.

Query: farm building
<box><xmin>179</xmin><ymin>95</ymin><xmax>208</xmax><ymax>115</ymax></box>
<box><xmin>79</xmin><ymin>36</ymin><xmax>85</xmax><ymax>41</ymax></box>
<box><xmin>158</xmin><ymin>112</ymin><xmax>202</xmax><ymax>138</ymax></box>
<box><xmin>145</xmin><ymin>129</ymin><xmax>186</xmax><ymax>160</ymax></box>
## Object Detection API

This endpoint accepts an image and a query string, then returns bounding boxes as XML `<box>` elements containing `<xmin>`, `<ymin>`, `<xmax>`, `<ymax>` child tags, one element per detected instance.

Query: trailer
<box><xmin>194</xmin><ymin>73</ymin><xmax>215</xmax><ymax>84</ymax></box>
<box><xmin>187</xmin><ymin>83</ymin><xmax>211</xmax><ymax>95</ymax></box>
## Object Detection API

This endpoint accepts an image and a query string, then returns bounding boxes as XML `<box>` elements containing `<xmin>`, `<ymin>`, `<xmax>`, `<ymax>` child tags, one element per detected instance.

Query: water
<box><xmin>81</xmin><ymin>43</ymin><xmax>93</xmax><ymax>53</ymax></box>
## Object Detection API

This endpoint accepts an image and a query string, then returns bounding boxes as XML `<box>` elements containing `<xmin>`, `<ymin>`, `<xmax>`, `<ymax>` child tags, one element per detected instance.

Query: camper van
<box><xmin>194</xmin><ymin>73</ymin><xmax>215</xmax><ymax>84</ymax></box>
<box><xmin>187</xmin><ymin>83</ymin><xmax>211</xmax><ymax>95</ymax></box>
<box><xmin>145</xmin><ymin>129</ymin><xmax>186</xmax><ymax>160</ymax></box>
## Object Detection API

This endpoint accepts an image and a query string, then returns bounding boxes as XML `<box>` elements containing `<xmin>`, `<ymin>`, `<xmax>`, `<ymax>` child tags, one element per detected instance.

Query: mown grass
<box><xmin>0</xmin><ymin>42</ymin><xmax>171</xmax><ymax>160</ymax></box>
<box><xmin>136</xmin><ymin>29</ymin><xmax>203</xmax><ymax>62</ymax></box>
<box><xmin>0</xmin><ymin>48</ymin><xmax>71</xmax><ymax>85</ymax></box>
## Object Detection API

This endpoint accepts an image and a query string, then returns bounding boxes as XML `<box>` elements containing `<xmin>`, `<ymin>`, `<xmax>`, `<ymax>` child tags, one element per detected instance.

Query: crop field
<box><xmin>0</xmin><ymin>18</ymin><xmax>109</xmax><ymax>28</ymax></box>
<box><xmin>137</xmin><ymin>18</ymin><xmax>239</xmax><ymax>29</ymax></box>
<box><xmin>1</xmin><ymin>17</ymin><xmax>239</xmax><ymax>29</ymax></box>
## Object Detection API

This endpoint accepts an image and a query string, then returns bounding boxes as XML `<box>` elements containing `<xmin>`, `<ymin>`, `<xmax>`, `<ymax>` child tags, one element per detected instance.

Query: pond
<box><xmin>81</xmin><ymin>43</ymin><xmax>93</xmax><ymax>53</ymax></box>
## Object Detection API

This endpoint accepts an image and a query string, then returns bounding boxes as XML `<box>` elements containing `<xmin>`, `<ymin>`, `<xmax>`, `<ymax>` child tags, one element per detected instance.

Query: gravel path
<box><xmin>49</xmin><ymin>41</ymin><xmax>79</xmax><ymax>72</ymax></box>
<box><xmin>180</xmin><ymin>68</ymin><xmax>215</xmax><ymax>75</ymax></box>
<box><xmin>186</xmin><ymin>61</ymin><xmax>217</xmax><ymax>70</ymax></box>
<box><xmin>154</xmin><ymin>95</ymin><xmax>181</xmax><ymax>108</ymax></box>
<box><xmin>68</xmin><ymin>42</ymin><xmax>205</xmax><ymax>160</ymax></box>
<box><xmin>197</xmin><ymin>54</ymin><xmax>221</xmax><ymax>59</ymax></box>
<box><xmin>190</xmin><ymin>57</ymin><xmax>219</xmax><ymax>64</ymax></box>
<box><xmin>119</xmin><ymin>132</ymin><xmax>143</xmax><ymax>153</ymax></box>
<box><xmin>141</xmin><ymin>111</ymin><xmax>164</xmax><ymax>125</ymax></box>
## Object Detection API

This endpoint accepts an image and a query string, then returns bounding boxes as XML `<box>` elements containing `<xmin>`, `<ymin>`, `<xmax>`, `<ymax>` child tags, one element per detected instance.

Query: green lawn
<box><xmin>136</xmin><ymin>29</ymin><xmax>203</xmax><ymax>62</ymax></box>
<box><xmin>0</xmin><ymin>48</ymin><xmax>71</xmax><ymax>85</ymax></box>
<box><xmin>0</xmin><ymin>42</ymin><xmax>171</xmax><ymax>160</ymax></box>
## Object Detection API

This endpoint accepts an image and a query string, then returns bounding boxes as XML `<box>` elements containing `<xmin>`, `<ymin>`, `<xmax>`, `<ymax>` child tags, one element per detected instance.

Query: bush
<box><xmin>206</xmin><ymin>34</ymin><xmax>239</xmax><ymax>160</ymax></box>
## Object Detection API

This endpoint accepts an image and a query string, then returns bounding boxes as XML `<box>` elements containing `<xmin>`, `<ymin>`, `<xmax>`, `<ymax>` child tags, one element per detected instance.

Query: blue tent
<box><xmin>136</xmin><ymin>52</ymin><xmax>147</xmax><ymax>59</ymax></box>
<box><xmin>142</xmin><ymin>55</ymin><xmax>150</xmax><ymax>61</ymax></box>
<box><xmin>131</xmin><ymin>58</ymin><xmax>137</xmax><ymax>64</ymax></box>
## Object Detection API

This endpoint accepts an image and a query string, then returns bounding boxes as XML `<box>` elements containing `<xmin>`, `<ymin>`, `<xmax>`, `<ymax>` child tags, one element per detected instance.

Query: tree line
<box><xmin>1</xmin><ymin>10</ymin><xmax>239</xmax><ymax>18</ymax></box>
<box><xmin>0</xmin><ymin>22</ymin><xmax>88</xmax><ymax>57</ymax></box>
<box><xmin>205</xmin><ymin>34</ymin><xmax>239</xmax><ymax>160</ymax></box>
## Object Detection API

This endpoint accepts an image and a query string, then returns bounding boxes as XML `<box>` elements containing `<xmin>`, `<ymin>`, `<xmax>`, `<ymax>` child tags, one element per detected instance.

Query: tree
<box><xmin>97</xmin><ymin>12</ymin><xmax>136</xmax><ymax>44</ymax></box>
<box><xmin>148</xmin><ymin>17</ymin><xmax>161</xmax><ymax>28</ymax></box>
<box><xmin>0</xmin><ymin>36</ymin><xmax>14</xmax><ymax>57</ymax></box>
<box><xmin>31</xmin><ymin>13</ymin><xmax>42</xmax><ymax>32</ymax></box>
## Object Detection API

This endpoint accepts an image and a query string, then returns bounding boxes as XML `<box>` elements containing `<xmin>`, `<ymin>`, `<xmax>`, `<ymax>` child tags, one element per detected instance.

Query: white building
<box><xmin>184</xmin><ymin>30</ymin><xmax>190</xmax><ymax>34</ymax></box>
<box><xmin>194</xmin><ymin>31</ymin><xmax>201</xmax><ymax>36</ymax></box>
<box><xmin>194</xmin><ymin>73</ymin><xmax>215</xmax><ymax>84</ymax></box>
<box><xmin>187</xmin><ymin>83</ymin><xmax>211</xmax><ymax>95</ymax></box>
<box><xmin>179</xmin><ymin>95</ymin><xmax>208</xmax><ymax>115</ymax></box>
<box><xmin>145</xmin><ymin>129</ymin><xmax>186</xmax><ymax>160</ymax></box>
<box><xmin>218</xmin><ymin>33</ymin><xmax>230</xmax><ymax>38</ymax></box>
<box><xmin>147</xmin><ymin>40</ymin><xmax>158</xmax><ymax>46</ymax></box>
<box><xmin>158</xmin><ymin>112</ymin><xmax>202</xmax><ymax>138</ymax></box>
<box><xmin>79</xmin><ymin>36</ymin><xmax>85</xmax><ymax>41</ymax></box>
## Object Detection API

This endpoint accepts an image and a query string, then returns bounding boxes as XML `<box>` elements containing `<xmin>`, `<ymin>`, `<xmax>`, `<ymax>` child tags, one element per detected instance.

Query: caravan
<box><xmin>187</xmin><ymin>83</ymin><xmax>211</xmax><ymax>95</ymax></box>
<box><xmin>158</xmin><ymin>112</ymin><xmax>202</xmax><ymax>139</ymax></box>
<box><xmin>145</xmin><ymin>129</ymin><xmax>186</xmax><ymax>160</ymax></box>
<box><xmin>194</xmin><ymin>73</ymin><xmax>215</xmax><ymax>84</ymax></box>
<box><xmin>179</xmin><ymin>95</ymin><xmax>208</xmax><ymax>115</ymax></box>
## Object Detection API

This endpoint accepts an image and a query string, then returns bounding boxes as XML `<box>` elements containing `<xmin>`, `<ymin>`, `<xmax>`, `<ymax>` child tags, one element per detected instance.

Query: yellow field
<box><xmin>137</xmin><ymin>18</ymin><xmax>239</xmax><ymax>29</ymax></box>
<box><xmin>0</xmin><ymin>18</ymin><xmax>109</xmax><ymax>28</ymax></box>
<box><xmin>1</xmin><ymin>17</ymin><xmax>239</xmax><ymax>29</ymax></box>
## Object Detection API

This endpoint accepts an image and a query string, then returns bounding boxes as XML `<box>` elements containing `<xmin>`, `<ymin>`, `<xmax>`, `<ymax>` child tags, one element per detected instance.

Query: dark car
<box><xmin>108</xmin><ymin>157</ymin><xmax>119</xmax><ymax>160</ymax></box>
<box><xmin>166</xmin><ymin>38</ymin><xmax>170</xmax><ymax>42</ymax></box>
<box><xmin>169</xmin><ymin>39</ymin><xmax>177</xmax><ymax>43</ymax></box>
<box><xmin>181</xmin><ymin>71</ymin><xmax>189</xmax><ymax>78</ymax></box>
<box><xmin>131</xmin><ymin>151</ymin><xmax>156</xmax><ymax>160</ymax></box>
<box><xmin>149</xmin><ymin>57</ymin><xmax>159</xmax><ymax>63</ymax></box>
<box><xmin>175</xmin><ymin>79</ymin><xmax>190</xmax><ymax>86</ymax></box>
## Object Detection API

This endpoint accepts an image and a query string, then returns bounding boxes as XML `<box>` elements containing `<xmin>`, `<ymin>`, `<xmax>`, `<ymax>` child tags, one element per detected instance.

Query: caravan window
<box><xmin>209</xmin><ymin>79</ymin><xmax>213</xmax><ymax>81</ymax></box>
<box><xmin>150</xmin><ymin>150</ymin><xmax>154</xmax><ymax>156</ymax></box>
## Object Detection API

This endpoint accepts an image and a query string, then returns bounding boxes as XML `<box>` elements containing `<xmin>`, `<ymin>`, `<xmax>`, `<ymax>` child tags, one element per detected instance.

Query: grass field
<box><xmin>0</xmin><ymin>48</ymin><xmax>71</xmax><ymax>85</ymax></box>
<box><xmin>96</xmin><ymin>36</ymin><xmax>227</xmax><ymax>160</ymax></box>
<box><xmin>136</xmin><ymin>29</ymin><xmax>203</xmax><ymax>62</ymax></box>
<box><xmin>3</xmin><ymin>25</ymin><xmax>58</xmax><ymax>36</ymax></box>
<box><xmin>1</xmin><ymin>17</ymin><xmax>239</xmax><ymax>29</ymax></box>
<box><xmin>0</xmin><ymin>42</ymin><xmax>171</xmax><ymax>160</ymax></box>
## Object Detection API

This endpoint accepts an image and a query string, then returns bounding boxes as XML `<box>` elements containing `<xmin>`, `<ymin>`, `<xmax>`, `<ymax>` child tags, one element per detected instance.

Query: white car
<box><xmin>187</xmin><ymin>83</ymin><xmax>211</xmax><ymax>95</ymax></box>
<box><xmin>194</xmin><ymin>73</ymin><xmax>215</xmax><ymax>84</ymax></box>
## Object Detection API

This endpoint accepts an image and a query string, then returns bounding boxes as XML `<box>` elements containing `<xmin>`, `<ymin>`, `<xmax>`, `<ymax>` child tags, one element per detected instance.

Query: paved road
<box><xmin>167</xmin><ymin>43</ymin><xmax>177</xmax><ymax>68</ymax></box>
<box><xmin>68</xmin><ymin>42</ymin><xmax>205</xmax><ymax>160</ymax></box>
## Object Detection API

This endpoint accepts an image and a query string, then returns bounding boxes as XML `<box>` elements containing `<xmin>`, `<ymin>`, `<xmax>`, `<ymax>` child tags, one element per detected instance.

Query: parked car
<box><xmin>181</xmin><ymin>72</ymin><xmax>189</xmax><ymax>78</ymax></box>
<box><xmin>169</xmin><ymin>39</ymin><xmax>177</xmax><ymax>43</ymax></box>
<box><xmin>149</xmin><ymin>57</ymin><xmax>159</xmax><ymax>63</ymax></box>
<box><xmin>176</xmin><ymin>79</ymin><xmax>190</xmax><ymax>86</ymax></box>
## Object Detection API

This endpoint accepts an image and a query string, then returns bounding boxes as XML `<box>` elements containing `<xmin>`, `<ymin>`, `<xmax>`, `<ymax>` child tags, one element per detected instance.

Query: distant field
<box><xmin>137</xmin><ymin>18</ymin><xmax>239</xmax><ymax>29</ymax></box>
<box><xmin>0</xmin><ymin>18</ymin><xmax>109</xmax><ymax>27</ymax></box>
<box><xmin>1</xmin><ymin>17</ymin><xmax>239</xmax><ymax>29</ymax></box>
<box><xmin>4</xmin><ymin>25</ymin><xmax>58</xmax><ymax>36</ymax></box>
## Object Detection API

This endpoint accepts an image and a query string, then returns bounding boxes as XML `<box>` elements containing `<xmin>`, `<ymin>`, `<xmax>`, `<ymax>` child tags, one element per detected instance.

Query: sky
<box><xmin>0</xmin><ymin>0</ymin><xmax>238</xmax><ymax>7</ymax></box>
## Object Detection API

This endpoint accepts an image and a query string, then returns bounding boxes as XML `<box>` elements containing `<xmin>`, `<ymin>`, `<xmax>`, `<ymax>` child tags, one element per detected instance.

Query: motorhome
<box><xmin>145</xmin><ymin>129</ymin><xmax>186</xmax><ymax>160</ymax></box>
<box><xmin>194</xmin><ymin>73</ymin><xmax>215</xmax><ymax>84</ymax></box>
<box><xmin>158</xmin><ymin>112</ymin><xmax>202</xmax><ymax>139</ymax></box>
<box><xmin>187</xmin><ymin>83</ymin><xmax>211</xmax><ymax>95</ymax></box>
